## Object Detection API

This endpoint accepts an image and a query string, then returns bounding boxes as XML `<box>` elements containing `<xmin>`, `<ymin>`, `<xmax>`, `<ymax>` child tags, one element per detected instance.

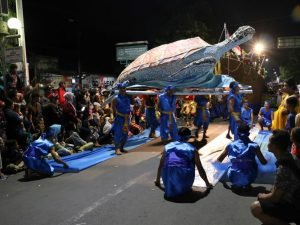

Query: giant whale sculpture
<box><xmin>115</xmin><ymin>26</ymin><xmax>255</xmax><ymax>90</ymax></box>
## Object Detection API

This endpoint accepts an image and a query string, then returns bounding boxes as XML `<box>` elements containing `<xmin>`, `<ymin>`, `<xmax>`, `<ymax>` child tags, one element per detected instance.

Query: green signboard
<box><xmin>116</xmin><ymin>41</ymin><xmax>148</xmax><ymax>61</ymax></box>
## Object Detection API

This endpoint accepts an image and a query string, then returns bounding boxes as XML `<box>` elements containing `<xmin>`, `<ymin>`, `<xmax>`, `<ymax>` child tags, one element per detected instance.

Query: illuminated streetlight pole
<box><xmin>16</xmin><ymin>0</ymin><xmax>29</xmax><ymax>86</ymax></box>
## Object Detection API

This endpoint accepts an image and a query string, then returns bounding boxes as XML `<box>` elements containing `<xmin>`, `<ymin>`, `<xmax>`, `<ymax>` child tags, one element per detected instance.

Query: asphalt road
<box><xmin>0</xmin><ymin>123</ymin><xmax>271</xmax><ymax>225</ymax></box>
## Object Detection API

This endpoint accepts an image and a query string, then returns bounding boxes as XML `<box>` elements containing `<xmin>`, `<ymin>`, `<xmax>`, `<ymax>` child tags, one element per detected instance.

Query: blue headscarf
<box><xmin>165</xmin><ymin>85</ymin><xmax>175</xmax><ymax>92</ymax></box>
<box><xmin>117</xmin><ymin>81</ymin><xmax>129</xmax><ymax>89</ymax></box>
<box><xmin>230</xmin><ymin>82</ymin><xmax>239</xmax><ymax>93</ymax></box>
<box><xmin>42</xmin><ymin>124</ymin><xmax>62</xmax><ymax>139</ymax></box>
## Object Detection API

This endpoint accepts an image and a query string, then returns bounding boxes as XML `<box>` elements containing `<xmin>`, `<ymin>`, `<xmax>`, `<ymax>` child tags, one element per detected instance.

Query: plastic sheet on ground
<box><xmin>194</xmin><ymin>128</ymin><xmax>276</xmax><ymax>187</ymax></box>
<box><xmin>48</xmin><ymin>128</ymin><xmax>160</xmax><ymax>173</ymax></box>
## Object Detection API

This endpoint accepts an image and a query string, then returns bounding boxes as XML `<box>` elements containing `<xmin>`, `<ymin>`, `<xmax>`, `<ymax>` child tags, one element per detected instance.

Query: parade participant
<box><xmin>227</xmin><ymin>81</ymin><xmax>243</xmax><ymax>140</ymax></box>
<box><xmin>155</xmin><ymin>127</ymin><xmax>212</xmax><ymax>198</ymax></box>
<box><xmin>133</xmin><ymin>95</ymin><xmax>142</xmax><ymax>125</ymax></box>
<box><xmin>181</xmin><ymin>95</ymin><xmax>193</xmax><ymax>127</ymax></box>
<box><xmin>285</xmin><ymin>95</ymin><xmax>298</xmax><ymax>134</ymax></box>
<box><xmin>23</xmin><ymin>124</ymin><xmax>69</xmax><ymax>178</ymax></box>
<box><xmin>143</xmin><ymin>93</ymin><xmax>158</xmax><ymax>138</ymax></box>
<box><xmin>112</xmin><ymin>82</ymin><xmax>131</xmax><ymax>155</ymax></box>
<box><xmin>158</xmin><ymin>85</ymin><xmax>179</xmax><ymax>143</ymax></box>
<box><xmin>272</xmin><ymin>79</ymin><xmax>299</xmax><ymax>130</ymax></box>
<box><xmin>258</xmin><ymin>101</ymin><xmax>273</xmax><ymax>131</ymax></box>
<box><xmin>217</xmin><ymin>123</ymin><xmax>267</xmax><ymax>189</ymax></box>
<box><xmin>194</xmin><ymin>95</ymin><xmax>210</xmax><ymax>140</ymax></box>
<box><xmin>251</xmin><ymin>130</ymin><xmax>300</xmax><ymax>225</ymax></box>
<box><xmin>241</xmin><ymin>100</ymin><xmax>254</xmax><ymax>128</ymax></box>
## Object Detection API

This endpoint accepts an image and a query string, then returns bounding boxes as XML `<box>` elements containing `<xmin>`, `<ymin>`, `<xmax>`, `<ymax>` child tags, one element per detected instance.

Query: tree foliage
<box><xmin>279</xmin><ymin>49</ymin><xmax>300</xmax><ymax>83</ymax></box>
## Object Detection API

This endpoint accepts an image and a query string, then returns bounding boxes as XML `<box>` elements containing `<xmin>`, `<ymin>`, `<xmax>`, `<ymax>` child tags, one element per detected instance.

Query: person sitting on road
<box><xmin>23</xmin><ymin>124</ymin><xmax>69</xmax><ymax>179</ymax></box>
<box><xmin>258</xmin><ymin>101</ymin><xmax>273</xmax><ymax>131</ymax></box>
<box><xmin>217</xmin><ymin>123</ymin><xmax>267</xmax><ymax>190</ymax></box>
<box><xmin>251</xmin><ymin>130</ymin><xmax>300</xmax><ymax>225</ymax></box>
<box><xmin>155</xmin><ymin>127</ymin><xmax>212</xmax><ymax>198</ymax></box>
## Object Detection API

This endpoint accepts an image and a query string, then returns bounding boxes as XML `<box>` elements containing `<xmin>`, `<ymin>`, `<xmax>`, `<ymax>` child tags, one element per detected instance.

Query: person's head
<box><xmin>93</xmin><ymin>102</ymin><xmax>100</xmax><ymax>112</ymax></box>
<box><xmin>9</xmin><ymin>64</ymin><xmax>18</xmax><ymax>75</ymax></box>
<box><xmin>59</xmin><ymin>81</ymin><xmax>66</xmax><ymax>89</ymax></box>
<box><xmin>45</xmin><ymin>124</ymin><xmax>61</xmax><ymax>141</ymax></box>
<box><xmin>282</xmin><ymin>78</ymin><xmax>297</xmax><ymax>95</ymax></box>
<box><xmin>291</xmin><ymin>127</ymin><xmax>300</xmax><ymax>148</ymax></box>
<box><xmin>243</xmin><ymin>100</ymin><xmax>249</xmax><ymax>109</ymax></box>
<box><xmin>4</xmin><ymin>98</ymin><xmax>14</xmax><ymax>109</ymax></box>
<box><xmin>238</xmin><ymin>123</ymin><xmax>250</xmax><ymax>137</ymax></box>
<box><xmin>117</xmin><ymin>82</ymin><xmax>127</xmax><ymax>95</ymax></box>
<box><xmin>178</xmin><ymin>127</ymin><xmax>191</xmax><ymax>142</ymax></box>
<box><xmin>264</xmin><ymin>101</ymin><xmax>270</xmax><ymax>109</ymax></box>
<box><xmin>165</xmin><ymin>85</ymin><xmax>175</xmax><ymax>96</ymax></box>
<box><xmin>7</xmin><ymin>89</ymin><xmax>18</xmax><ymax>101</ymax></box>
<box><xmin>286</xmin><ymin>95</ymin><xmax>298</xmax><ymax>112</ymax></box>
<box><xmin>229</xmin><ymin>81</ymin><xmax>240</xmax><ymax>94</ymax></box>
<box><xmin>64</xmin><ymin>92</ymin><xmax>74</xmax><ymax>103</ymax></box>
<box><xmin>268</xmin><ymin>130</ymin><xmax>290</xmax><ymax>156</ymax></box>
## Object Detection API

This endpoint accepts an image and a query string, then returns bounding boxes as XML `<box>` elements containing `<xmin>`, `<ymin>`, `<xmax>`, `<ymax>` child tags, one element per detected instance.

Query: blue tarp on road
<box><xmin>48</xmin><ymin>128</ymin><xmax>160</xmax><ymax>173</ymax></box>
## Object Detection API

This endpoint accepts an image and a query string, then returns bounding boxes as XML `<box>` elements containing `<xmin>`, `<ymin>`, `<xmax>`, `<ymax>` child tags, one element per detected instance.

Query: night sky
<box><xmin>23</xmin><ymin>0</ymin><xmax>300</xmax><ymax>75</ymax></box>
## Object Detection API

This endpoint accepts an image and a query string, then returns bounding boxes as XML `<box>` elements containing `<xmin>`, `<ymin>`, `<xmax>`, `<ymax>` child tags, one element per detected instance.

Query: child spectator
<box><xmin>258</xmin><ymin>101</ymin><xmax>273</xmax><ymax>131</ymax></box>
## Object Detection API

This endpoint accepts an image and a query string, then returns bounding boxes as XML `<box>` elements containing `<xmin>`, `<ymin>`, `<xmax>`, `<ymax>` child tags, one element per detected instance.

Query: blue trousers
<box><xmin>113</xmin><ymin>115</ymin><xmax>129</xmax><ymax>148</ymax></box>
<box><xmin>146</xmin><ymin>108</ymin><xmax>158</xmax><ymax>130</ymax></box>
<box><xmin>160</xmin><ymin>114</ymin><xmax>179</xmax><ymax>141</ymax></box>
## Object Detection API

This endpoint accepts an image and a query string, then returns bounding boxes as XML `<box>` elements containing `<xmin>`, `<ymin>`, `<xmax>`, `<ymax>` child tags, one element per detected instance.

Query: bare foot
<box><xmin>115</xmin><ymin>150</ymin><xmax>122</xmax><ymax>155</ymax></box>
<box><xmin>121</xmin><ymin>149</ymin><xmax>128</xmax><ymax>153</ymax></box>
<box><xmin>226</xmin><ymin>134</ymin><xmax>232</xmax><ymax>139</ymax></box>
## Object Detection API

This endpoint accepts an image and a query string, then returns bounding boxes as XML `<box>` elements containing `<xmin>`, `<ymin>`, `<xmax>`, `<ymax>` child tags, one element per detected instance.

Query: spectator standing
<box><xmin>57</xmin><ymin>81</ymin><xmax>66</xmax><ymax>106</ymax></box>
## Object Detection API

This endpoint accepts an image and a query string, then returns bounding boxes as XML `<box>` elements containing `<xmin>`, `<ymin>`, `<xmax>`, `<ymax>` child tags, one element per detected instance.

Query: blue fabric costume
<box><xmin>113</xmin><ymin>93</ymin><xmax>131</xmax><ymax>148</ymax></box>
<box><xmin>260</xmin><ymin>107</ymin><xmax>272</xmax><ymax>127</ymax></box>
<box><xmin>228</xmin><ymin>84</ymin><xmax>243</xmax><ymax>140</ymax></box>
<box><xmin>158</xmin><ymin>90</ymin><xmax>178</xmax><ymax>141</ymax></box>
<box><xmin>145</xmin><ymin>96</ymin><xmax>159</xmax><ymax>130</ymax></box>
<box><xmin>241</xmin><ymin>107</ymin><xmax>253</xmax><ymax>126</ymax></box>
<box><xmin>227</xmin><ymin>133</ymin><xmax>259</xmax><ymax>187</ymax></box>
<box><xmin>194</xmin><ymin>96</ymin><xmax>210</xmax><ymax>129</ymax></box>
<box><xmin>162</xmin><ymin>141</ymin><xmax>195</xmax><ymax>198</ymax></box>
<box><xmin>23</xmin><ymin>124</ymin><xmax>61</xmax><ymax>175</ymax></box>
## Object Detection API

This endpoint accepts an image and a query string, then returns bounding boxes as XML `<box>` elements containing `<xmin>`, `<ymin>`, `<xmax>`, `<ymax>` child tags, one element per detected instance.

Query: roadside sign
<box><xmin>4</xmin><ymin>47</ymin><xmax>23</xmax><ymax>63</ymax></box>
<box><xmin>116</xmin><ymin>41</ymin><xmax>148</xmax><ymax>61</ymax></box>
<box><xmin>277</xmin><ymin>36</ymin><xmax>300</xmax><ymax>49</ymax></box>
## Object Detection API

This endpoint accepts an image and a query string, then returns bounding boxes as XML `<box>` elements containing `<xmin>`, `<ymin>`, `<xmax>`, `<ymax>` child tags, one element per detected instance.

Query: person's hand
<box><xmin>257</xmin><ymin>193</ymin><xmax>268</xmax><ymax>200</ymax></box>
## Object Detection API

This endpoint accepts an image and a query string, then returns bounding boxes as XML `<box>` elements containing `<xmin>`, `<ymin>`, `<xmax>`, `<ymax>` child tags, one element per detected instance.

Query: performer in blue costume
<box><xmin>155</xmin><ymin>127</ymin><xmax>212</xmax><ymax>198</ymax></box>
<box><xmin>241</xmin><ymin>100</ymin><xmax>254</xmax><ymax>128</ymax></box>
<box><xmin>112</xmin><ymin>82</ymin><xmax>131</xmax><ymax>155</ymax></box>
<box><xmin>217</xmin><ymin>124</ymin><xmax>267</xmax><ymax>189</ymax></box>
<box><xmin>194</xmin><ymin>95</ymin><xmax>210</xmax><ymax>140</ymax></box>
<box><xmin>258</xmin><ymin>101</ymin><xmax>273</xmax><ymax>131</ymax></box>
<box><xmin>227</xmin><ymin>81</ymin><xmax>243</xmax><ymax>140</ymax></box>
<box><xmin>158</xmin><ymin>85</ymin><xmax>179</xmax><ymax>143</ymax></box>
<box><xmin>23</xmin><ymin>124</ymin><xmax>69</xmax><ymax>178</ymax></box>
<box><xmin>144</xmin><ymin>94</ymin><xmax>159</xmax><ymax>138</ymax></box>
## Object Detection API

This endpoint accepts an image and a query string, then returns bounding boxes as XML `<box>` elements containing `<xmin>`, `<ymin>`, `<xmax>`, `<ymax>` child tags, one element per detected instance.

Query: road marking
<box><xmin>59</xmin><ymin>171</ymin><xmax>151</xmax><ymax>225</ymax></box>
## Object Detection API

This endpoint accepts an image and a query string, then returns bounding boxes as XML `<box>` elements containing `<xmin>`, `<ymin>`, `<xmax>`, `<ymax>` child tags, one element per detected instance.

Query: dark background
<box><xmin>23</xmin><ymin>0</ymin><xmax>300</xmax><ymax>74</ymax></box>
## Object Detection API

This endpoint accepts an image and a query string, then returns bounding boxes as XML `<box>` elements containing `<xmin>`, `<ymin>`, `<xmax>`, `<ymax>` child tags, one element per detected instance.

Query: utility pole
<box><xmin>16</xmin><ymin>0</ymin><xmax>29</xmax><ymax>86</ymax></box>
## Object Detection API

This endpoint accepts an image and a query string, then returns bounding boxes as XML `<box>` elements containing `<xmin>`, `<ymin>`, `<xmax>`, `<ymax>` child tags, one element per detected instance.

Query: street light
<box><xmin>254</xmin><ymin>42</ymin><xmax>265</xmax><ymax>55</ymax></box>
<box><xmin>7</xmin><ymin>17</ymin><xmax>21</xmax><ymax>30</ymax></box>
